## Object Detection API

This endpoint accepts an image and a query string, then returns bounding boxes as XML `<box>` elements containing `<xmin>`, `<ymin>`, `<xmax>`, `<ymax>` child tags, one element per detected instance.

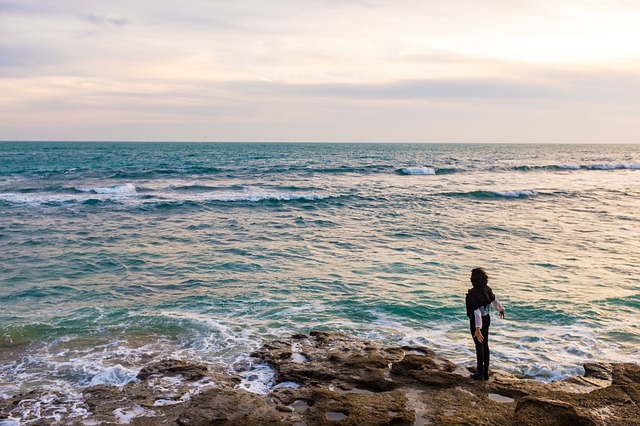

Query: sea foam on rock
<box><xmin>1</xmin><ymin>331</ymin><xmax>639</xmax><ymax>425</ymax></box>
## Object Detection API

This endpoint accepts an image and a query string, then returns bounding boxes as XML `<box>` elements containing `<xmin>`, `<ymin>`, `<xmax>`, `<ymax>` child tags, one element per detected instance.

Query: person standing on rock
<box><xmin>465</xmin><ymin>267</ymin><xmax>505</xmax><ymax>380</ymax></box>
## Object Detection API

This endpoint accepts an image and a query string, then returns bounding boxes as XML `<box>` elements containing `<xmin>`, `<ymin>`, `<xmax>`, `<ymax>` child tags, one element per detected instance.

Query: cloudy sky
<box><xmin>2</xmin><ymin>0</ymin><xmax>640</xmax><ymax>142</ymax></box>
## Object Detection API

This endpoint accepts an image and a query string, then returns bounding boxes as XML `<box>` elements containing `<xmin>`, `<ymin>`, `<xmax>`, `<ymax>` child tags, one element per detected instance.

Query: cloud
<box><xmin>2</xmin><ymin>0</ymin><xmax>640</xmax><ymax>141</ymax></box>
<box><xmin>0</xmin><ymin>0</ymin><xmax>54</xmax><ymax>15</ymax></box>
<box><xmin>82</xmin><ymin>13</ymin><xmax>130</xmax><ymax>29</ymax></box>
<box><xmin>0</xmin><ymin>44</ymin><xmax>54</xmax><ymax>69</ymax></box>
<box><xmin>261</xmin><ymin>79</ymin><xmax>554</xmax><ymax>101</ymax></box>
<box><xmin>212</xmin><ymin>68</ymin><xmax>640</xmax><ymax>107</ymax></box>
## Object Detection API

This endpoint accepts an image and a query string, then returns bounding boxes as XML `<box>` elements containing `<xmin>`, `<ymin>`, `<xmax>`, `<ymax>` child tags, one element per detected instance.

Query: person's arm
<box><xmin>492</xmin><ymin>298</ymin><xmax>505</xmax><ymax>318</ymax></box>
<box><xmin>474</xmin><ymin>308</ymin><xmax>482</xmax><ymax>328</ymax></box>
<box><xmin>473</xmin><ymin>309</ymin><xmax>484</xmax><ymax>341</ymax></box>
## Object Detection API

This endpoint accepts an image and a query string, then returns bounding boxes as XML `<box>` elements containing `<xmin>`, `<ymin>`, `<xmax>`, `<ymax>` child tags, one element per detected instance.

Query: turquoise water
<box><xmin>1</xmin><ymin>142</ymin><xmax>639</xmax><ymax>404</ymax></box>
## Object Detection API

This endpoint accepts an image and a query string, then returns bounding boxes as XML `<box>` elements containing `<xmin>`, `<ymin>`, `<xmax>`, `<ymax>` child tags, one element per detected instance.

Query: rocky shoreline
<box><xmin>1</xmin><ymin>331</ymin><xmax>639</xmax><ymax>425</ymax></box>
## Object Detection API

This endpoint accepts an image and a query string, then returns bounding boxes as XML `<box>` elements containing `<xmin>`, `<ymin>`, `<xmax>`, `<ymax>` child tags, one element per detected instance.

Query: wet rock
<box><xmin>611</xmin><ymin>363</ymin><xmax>640</xmax><ymax>387</ymax></box>
<box><xmin>550</xmin><ymin>375</ymin><xmax>610</xmax><ymax>394</ymax></box>
<box><xmin>514</xmin><ymin>396</ymin><xmax>600</xmax><ymax>426</ymax></box>
<box><xmin>81</xmin><ymin>360</ymin><xmax>244</xmax><ymax>425</ymax></box>
<box><xmin>254</xmin><ymin>331</ymin><xmax>399</xmax><ymax>391</ymax></box>
<box><xmin>407</xmin><ymin>369</ymin><xmax>468</xmax><ymax>388</ymax></box>
<box><xmin>407</xmin><ymin>386</ymin><xmax>515</xmax><ymax>425</ymax></box>
<box><xmin>584</xmin><ymin>362</ymin><xmax>613</xmax><ymax>381</ymax></box>
<box><xmin>305</xmin><ymin>387</ymin><xmax>414</xmax><ymax>426</ymax></box>
<box><xmin>391</xmin><ymin>353</ymin><xmax>462</xmax><ymax>387</ymax></box>
<box><xmin>4</xmin><ymin>331</ymin><xmax>640</xmax><ymax>425</ymax></box>
<box><xmin>137</xmin><ymin>359</ymin><xmax>208</xmax><ymax>381</ymax></box>
<box><xmin>611</xmin><ymin>363</ymin><xmax>640</xmax><ymax>407</ymax></box>
<box><xmin>401</xmin><ymin>345</ymin><xmax>437</xmax><ymax>357</ymax></box>
<box><xmin>391</xmin><ymin>353</ymin><xmax>442</xmax><ymax>373</ymax></box>
<box><xmin>253</xmin><ymin>330</ymin><xmax>460</xmax><ymax>393</ymax></box>
<box><xmin>252</xmin><ymin>332</ymin><xmax>640</xmax><ymax>425</ymax></box>
<box><xmin>175</xmin><ymin>388</ymin><xmax>285</xmax><ymax>425</ymax></box>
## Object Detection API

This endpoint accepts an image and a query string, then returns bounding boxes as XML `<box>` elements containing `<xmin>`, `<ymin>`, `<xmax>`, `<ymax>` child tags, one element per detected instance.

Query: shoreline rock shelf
<box><xmin>1</xmin><ymin>331</ymin><xmax>639</xmax><ymax>425</ymax></box>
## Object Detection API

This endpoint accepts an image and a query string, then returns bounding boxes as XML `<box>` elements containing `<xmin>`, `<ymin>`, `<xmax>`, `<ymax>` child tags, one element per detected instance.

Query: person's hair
<box><xmin>470</xmin><ymin>268</ymin><xmax>489</xmax><ymax>288</ymax></box>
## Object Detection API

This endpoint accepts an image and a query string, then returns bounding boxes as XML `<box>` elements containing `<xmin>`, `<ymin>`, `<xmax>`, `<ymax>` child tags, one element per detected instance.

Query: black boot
<box><xmin>470</xmin><ymin>368</ymin><xmax>484</xmax><ymax>380</ymax></box>
<box><xmin>483</xmin><ymin>368</ymin><xmax>489</xmax><ymax>381</ymax></box>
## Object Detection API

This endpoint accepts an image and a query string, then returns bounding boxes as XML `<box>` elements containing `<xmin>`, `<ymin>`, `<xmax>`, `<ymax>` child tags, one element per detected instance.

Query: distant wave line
<box><xmin>511</xmin><ymin>163</ymin><xmax>640</xmax><ymax>172</ymax></box>
<box><xmin>4</xmin><ymin>162</ymin><xmax>639</xmax><ymax>182</ymax></box>
<box><xmin>0</xmin><ymin>188</ymin><xmax>348</xmax><ymax>208</ymax></box>
<box><xmin>440</xmin><ymin>190</ymin><xmax>538</xmax><ymax>199</ymax></box>
<box><xmin>396</xmin><ymin>167</ymin><xmax>457</xmax><ymax>175</ymax></box>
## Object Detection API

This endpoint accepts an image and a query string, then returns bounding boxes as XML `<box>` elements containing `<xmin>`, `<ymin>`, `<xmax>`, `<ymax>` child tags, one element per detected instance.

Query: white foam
<box><xmin>153</xmin><ymin>399</ymin><xmax>182</xmax><ymax>406</ymax></box>
<box><xmin>244</xmin><ymin>192</ymin><xmax>327</xmax><ymax>202</ymax></box>
<box><xmin>558</xmin><ymin>164</ymin><xmax>580</xmax><ymax>170</ymax></box>
<box><xmin>76</xmin><ymin>183</ymin><xmax>137</xmax><ymax>194</ymax></box>
<box><xmin>1</xmin><ymin>183</ymin><xmax>331</xmax><ymax>208</ymax></box>
<box><xmin>492</xmin><ymin>190</ymin><xmax>536</xmax><ymax>198</ymax></box>
<box><xmin>179</xmin><ymin>188</ymin><xmax>330</xmax><ymax>202</ymax></box>
<box><xmin>0</xmin><ymin>192</ymin><xmax>77</xmax><ymax>206</ymax></box>
<box><xmin>585</xmin><ymin>163</ymin><xmax>640</xmax><ymax>170</ymax></box>
<box><xmin>113</xmin><ymin>405</ymin><xmax>155</xmax><ymax>425</ymax></box>
<box><xmin>131</xmin><ymin>374</ymin><xmax>217</xmax><ymax>408</ymax></box>
<box><xmin>149</xmin><ymin>311</ymin><xmax>264</xmax><ymax>358</ymax></box>
<box><xmin>236</xmin><ymin>364</ymin><xmax>275</xmax><ymax>395</ymax></box>
<box><xmin>363</xmin><ymin>309</ymin><xmax>625</xmax><ymax>384</ymax></box>
<box><xmin>0</xmin><ymin>339</ymin><xmax>173</xmax><ymax>422</ymax></box>
<box><xmin>588</xmin><ymin>164</ymin><xmax>624</xmax><ymax>170</ymax></box>
<box><xmin>402</xmin><ymin>167</ymin><xmax>436</xmax><ymax>175</ymax></box>
<box><xmin>0</xmin><ymin>183</ymin><xmax>138</xmax><ymax>207</ymax></box>
<box><xmin>5</xmin><ymin>389</ymin><xmax>89</xmax><ymax>424</ymax></box>
<box><xmin>88</xmin><ymin>365</ymin><xmax>138</xmax><ymax>387</ymax></box>
<box><xmin>3</xmin><ymin>303</ymin><xmax>635</xmax><ymax>422</ymax></box>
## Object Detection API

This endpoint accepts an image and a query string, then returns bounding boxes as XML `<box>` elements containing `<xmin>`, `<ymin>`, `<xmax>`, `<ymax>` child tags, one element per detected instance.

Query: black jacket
<box><xmin>465</xmin><ymin>285</ymin><xmax>495</xmax><ymax>319</ymax></box>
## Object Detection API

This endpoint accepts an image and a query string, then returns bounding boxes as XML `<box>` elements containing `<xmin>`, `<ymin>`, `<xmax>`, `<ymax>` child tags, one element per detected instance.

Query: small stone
<box><xmin>276</xmin><ymin>404</ymin><xmax>295</xmax><ymax>412</ymax></box>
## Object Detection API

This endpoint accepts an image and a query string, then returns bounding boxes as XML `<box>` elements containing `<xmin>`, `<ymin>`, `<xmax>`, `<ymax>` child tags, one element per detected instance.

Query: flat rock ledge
<box><xmin>1</xmin><ymin>331</ymin><xmax>639</xmax><ymax>425</ymax></box>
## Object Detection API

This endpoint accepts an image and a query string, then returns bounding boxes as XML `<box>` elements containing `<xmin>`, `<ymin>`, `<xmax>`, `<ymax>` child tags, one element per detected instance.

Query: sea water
<box><xmin>1</xmin><ymin>142</ymin><xmax>639</xmax><ymax>420</ymax></box>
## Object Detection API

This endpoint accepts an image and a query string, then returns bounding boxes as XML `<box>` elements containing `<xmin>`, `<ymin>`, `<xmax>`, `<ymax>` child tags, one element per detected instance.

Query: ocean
<box><xmin>1</xmin><ymin>142</ymin><xmax>639</xmax><ymax>420</ymax></box>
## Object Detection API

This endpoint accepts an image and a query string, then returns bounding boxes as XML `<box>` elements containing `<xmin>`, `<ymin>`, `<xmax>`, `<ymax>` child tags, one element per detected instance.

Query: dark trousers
<box><xmin>470</xmin><ymin>314</ymin><xmax>491</xmax><ymax>372</ymax></box>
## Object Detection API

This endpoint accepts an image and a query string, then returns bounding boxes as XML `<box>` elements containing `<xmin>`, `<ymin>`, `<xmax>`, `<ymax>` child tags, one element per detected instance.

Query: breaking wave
<box><xmin>0</xmin><ymin>185</ymin><xmax>338</xmax><ymax>209</ymax></box>
<box><xmin>398</xmin><ymin>167</ymin><xmax>436</xmax><ymax>175</ymax></box>
<box><xmin>396</xmin><ymin>167</ymin><xmax>458</xmax><ymax>175</ymax></box>
<box><xmin>75</xmin><ymin>183</ymin><xmax>137</xmax><ymax>194</ymax></box>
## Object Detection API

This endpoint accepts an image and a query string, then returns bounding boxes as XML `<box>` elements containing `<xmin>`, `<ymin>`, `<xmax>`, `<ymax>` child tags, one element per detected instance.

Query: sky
<box><xmin>1</xmin><ymin>0</ymin><xmax>640</xmax><ymax>143</ymax></box>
